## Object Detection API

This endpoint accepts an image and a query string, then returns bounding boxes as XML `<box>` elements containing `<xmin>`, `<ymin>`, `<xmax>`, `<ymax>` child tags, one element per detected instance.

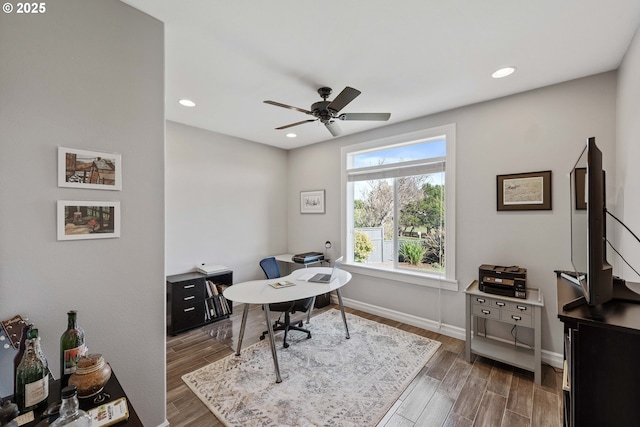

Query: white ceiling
<box><xmin>122</xmin><ymin>0</ymin><xmax>640</xmax><ymax>150</ymax></box>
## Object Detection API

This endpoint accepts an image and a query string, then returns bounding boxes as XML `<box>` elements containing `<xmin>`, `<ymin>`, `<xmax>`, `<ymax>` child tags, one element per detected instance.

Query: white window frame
<box><xmin>341</xmin><ymin>124</ymin><xmax>457</xmax><ymax>291</ymax></box>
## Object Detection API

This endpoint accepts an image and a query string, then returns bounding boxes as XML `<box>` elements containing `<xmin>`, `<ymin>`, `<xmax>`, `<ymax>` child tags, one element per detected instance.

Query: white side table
<box><xmin>464</xmin><ymin>280</ymin><xmax>544</xmax><ymax>384</ymax></box>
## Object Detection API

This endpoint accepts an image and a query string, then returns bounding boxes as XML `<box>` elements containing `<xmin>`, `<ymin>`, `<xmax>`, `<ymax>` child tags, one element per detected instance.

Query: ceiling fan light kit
<box><xmin>264</xmin><ymin>86</ymin><xmax>390</xmax><ymax>137</ymax></box>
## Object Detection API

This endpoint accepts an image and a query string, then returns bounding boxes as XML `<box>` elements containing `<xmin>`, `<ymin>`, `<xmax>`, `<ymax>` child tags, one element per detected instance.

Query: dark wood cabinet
<box><xmin>557</xmin><ymin>273</ymin><xmax>640</xmax><ymax>427</ymax></box>
<box><xmin>167</xmin><ymin>270</ymin><xmax>233</xmax><ymax>335</ymax></box>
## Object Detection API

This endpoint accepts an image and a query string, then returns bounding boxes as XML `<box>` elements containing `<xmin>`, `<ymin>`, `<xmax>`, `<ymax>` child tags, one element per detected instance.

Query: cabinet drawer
<box><xmin>471</xmin><ymin>295</ymin><xmax>492</xmax><ymax>307</ymax></box>
<box><xmin>472</xmin><ymin>304</ymin><xmax>500</xmax><ymax>320</ymax></box>
<box><xmin>171</xmin><ymin>303</ymin><xmax>206</xmax><ymax>332</ymax></box>
<box><xmin>171</xmin><ymin>278</ymin><xmax>206</xmax><ymax>303</ymax></box>
<box><xmin>500</xmin><ymin>309</ymin><xmax>533</xmax><ymax>327</ymax></box>
<box><xmin>507</xmin><ymin>301</ymin><xmax>532</xmax><ymax>313</ymax></box>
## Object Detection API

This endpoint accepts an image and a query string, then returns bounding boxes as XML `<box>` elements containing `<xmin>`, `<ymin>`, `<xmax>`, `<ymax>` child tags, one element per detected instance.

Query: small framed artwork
<box><xmin>574</xmin><ymin>167</ymin><xmax>587</xmax><ymax>210</ymax></box>
<box><xmin>300</xmin><ymin>190</ymin><xmax>325</xmax><ymax>214</ymax></box>
<box><xmin>497</xmin><ymin>170</ymin><xmax>552</xmax><ymax>211</ymax></box>
<box><xmin>58</xmin><ymin>147</ymin><xmax>122</xmax><ymax>190</ymax></box>
<box><xmin>57</xmin><ymin>201</ymin><xmax>121</xmax><ymax>240</ymax></box>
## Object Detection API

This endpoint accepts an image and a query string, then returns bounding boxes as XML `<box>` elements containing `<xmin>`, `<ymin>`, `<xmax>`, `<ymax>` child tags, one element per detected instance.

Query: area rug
<box><xmin>182</xmin><ymin>309</ymin><xmax>441</xmax><ymax>426</ymax></box>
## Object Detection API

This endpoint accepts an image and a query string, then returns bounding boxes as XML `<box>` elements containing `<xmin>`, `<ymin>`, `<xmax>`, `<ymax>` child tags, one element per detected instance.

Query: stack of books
<box><xmin>204</xmin><ymin>280</ymin><xmax>231</xmax><ymax>320</ymax></box>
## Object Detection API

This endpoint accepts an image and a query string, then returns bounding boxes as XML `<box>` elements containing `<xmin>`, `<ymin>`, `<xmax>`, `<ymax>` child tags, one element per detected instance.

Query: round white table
<box><xmin>223</xmin><ymin>266</ymin><xmax>352</xmax><ymax>383</ymax></box>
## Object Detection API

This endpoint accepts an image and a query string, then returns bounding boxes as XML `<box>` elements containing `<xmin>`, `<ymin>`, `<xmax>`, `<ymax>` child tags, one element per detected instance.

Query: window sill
<box><xmin>341</xmin><ymin>262</ymin><xmax>458</xmax><ymax>291</ymax></box>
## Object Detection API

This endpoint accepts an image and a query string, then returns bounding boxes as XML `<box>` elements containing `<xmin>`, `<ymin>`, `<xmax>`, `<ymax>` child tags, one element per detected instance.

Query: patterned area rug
<box><xmin>182</xmin><ymin>309</ymin><xmax>441</xmax><ymax>426</ymax></box>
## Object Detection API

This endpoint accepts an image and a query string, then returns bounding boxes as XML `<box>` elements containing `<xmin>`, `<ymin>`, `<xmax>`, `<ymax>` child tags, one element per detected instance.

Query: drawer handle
<box><xmin>476</xmin><ymin>298</ymin><xmax>486</xmax><ymax>303</ymax></box>
<box><xmin>511</xmin><ymin>315</ymin><xmax>521</xmax><ymax>321</ymax></box>
<box><xmin>516</xmin><ymin>305</ymin><xmax>527</xmax><ymax>311</ymax></box>
<box><xmin>183</xmin><ymin>296</ymin><xmax>195</xmax><ymax>301</ymax></box>
<box><xmin>183</xmin><ymin>284</ymin><xmax>195</xmax><ymax>289</ymax></box>
<box><xmin>481</xmin><ymin>309</ymin><xmax>491</xmax><ymax>315</ymax></box>
<box><xmin>183</xmin><ymin>307</ymin><xmax>195</xmax><ymax>312</ymax></box>
<box><xmin>495</xmin><ymin>301</ymin><xmax>506</xmax><ymax>307</ymax></box>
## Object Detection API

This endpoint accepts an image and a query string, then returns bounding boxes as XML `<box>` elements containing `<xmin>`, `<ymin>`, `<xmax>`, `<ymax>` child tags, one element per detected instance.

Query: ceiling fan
<box><xmin>264</xmin><ymin>86</ymin><xmax>391</xmax><ymax>137</ymax></box>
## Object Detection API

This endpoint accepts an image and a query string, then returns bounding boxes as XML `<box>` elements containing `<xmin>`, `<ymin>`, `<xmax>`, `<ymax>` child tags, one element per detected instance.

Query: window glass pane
<box><xmin>397</xmin><ymin>173</ymin><xmax>445</xmax><ymax>275</ymax></box>
<box><xmin>351</xmin><ymin>138</ymin><xmax>445</xmax><ymax>169</ymax></box>
<box><xmin>352</xmin><ymin>172</ymin><xmax>445</xmax><ymax>274</ymax></box>
<box><xmin>353</xmin><ymin>179</ymin><xmax>394</xmax><ymax>265</ymax></box>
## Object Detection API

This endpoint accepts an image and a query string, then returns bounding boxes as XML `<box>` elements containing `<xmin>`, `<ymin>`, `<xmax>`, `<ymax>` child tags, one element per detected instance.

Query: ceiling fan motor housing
<box><xmin>311</xmin><ymin>100</ymin><xmax>334</xmax><ymax>123</ymax></box>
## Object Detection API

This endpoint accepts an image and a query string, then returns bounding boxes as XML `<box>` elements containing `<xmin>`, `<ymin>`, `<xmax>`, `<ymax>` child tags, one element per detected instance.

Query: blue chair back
<box><xmin>259</xmin><ymin>257</ymin><xmax>281</xmax><ymax>279</ymax></box>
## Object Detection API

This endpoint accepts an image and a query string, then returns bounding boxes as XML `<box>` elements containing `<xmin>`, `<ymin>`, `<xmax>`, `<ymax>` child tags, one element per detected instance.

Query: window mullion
<box><xmin>393</xmin><ymin>178</ymin><xmax>399</xmax><ymax>269</ymax></box>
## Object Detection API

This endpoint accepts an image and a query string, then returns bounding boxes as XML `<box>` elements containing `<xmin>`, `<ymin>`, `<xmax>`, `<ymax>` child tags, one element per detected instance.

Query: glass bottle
<box><xmin>50</xmin><ymin>385</ymin><xmax>91</xmax><ymax>427</ymax></box>
<box><xmin>33</xmin><ymin>329</ymin><xmax>49</xmax><ymax>370</ymax></box>
<box><xmin>13</xmin><ymin>323</ymin><xmax>33</xmax><ymax>398</ymax></box>
<box><xmin>60</xmin><ymin>311</ymin><xmax>86</xmax><ymax>389</ymax></box>
<box><xmin>15</xmin><ymin>337</ymin><xmax>49</xmax><ymax>412</ymax></box>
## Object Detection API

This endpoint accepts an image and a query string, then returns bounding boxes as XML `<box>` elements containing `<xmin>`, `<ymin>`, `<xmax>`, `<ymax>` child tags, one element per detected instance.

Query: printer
<box><xmin>479</xmin><ymin>264</ymin><xmax>527</xmax><ymax>299</ymax></box>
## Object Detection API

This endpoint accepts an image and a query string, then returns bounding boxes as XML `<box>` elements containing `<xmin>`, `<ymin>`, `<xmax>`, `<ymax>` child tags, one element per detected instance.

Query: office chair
<box><xmin>259</xmin><ymin>257</ymin><xmax>313</xmax><ymax>348</ymax></box>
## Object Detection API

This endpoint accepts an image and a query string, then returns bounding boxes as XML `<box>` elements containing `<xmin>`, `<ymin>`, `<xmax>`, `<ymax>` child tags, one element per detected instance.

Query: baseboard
<box><xmin>333</xmin><ymin>295</ymin><xmax>564</xmax><ymax>369</ymax></box>
<box><xmin>334</xmin><ymin>295</ymin><xmax>466</xmax><ymax>341</ymax></box>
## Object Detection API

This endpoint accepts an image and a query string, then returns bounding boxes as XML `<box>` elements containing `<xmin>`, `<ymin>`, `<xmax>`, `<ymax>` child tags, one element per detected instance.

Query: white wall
<box><xmin>616</xmin><ymin>27</ymin><xmax>640</xmax><ymax>281</ymax></box>
<box><xmin>165</xmin><ymin>121</ymin><xmax>289</xmax><ymax>283</ymax></box>
<box><xmin>0</xmin><ymin>2</ymin><xmax>166</xmax><ymax>425</ymax></box>
<box><xmin>288</xmin><ymin>72</ymin><xmax>618</xmax><ymax>355</ymax></box>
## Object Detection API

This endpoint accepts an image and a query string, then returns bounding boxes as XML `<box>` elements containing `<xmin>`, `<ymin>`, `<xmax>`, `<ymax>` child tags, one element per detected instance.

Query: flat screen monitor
<box><xmin>568</xmin><ymin>137</ymin><xmax>613</xmax><ymax>307</ymax></box>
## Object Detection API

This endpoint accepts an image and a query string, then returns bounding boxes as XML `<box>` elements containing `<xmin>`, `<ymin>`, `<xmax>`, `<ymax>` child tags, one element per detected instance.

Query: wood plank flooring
<box><xmin>166</xmin><ymin>304</ymin><xmax>563</xmax><ymax>426</ymax></box>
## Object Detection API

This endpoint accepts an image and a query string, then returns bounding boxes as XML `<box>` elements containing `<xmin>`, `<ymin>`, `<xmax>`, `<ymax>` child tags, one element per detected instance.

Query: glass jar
<box><xmin>50</xmin><ymin>385</ymin><xmax>91</xmax><ymax>427</ymax></box>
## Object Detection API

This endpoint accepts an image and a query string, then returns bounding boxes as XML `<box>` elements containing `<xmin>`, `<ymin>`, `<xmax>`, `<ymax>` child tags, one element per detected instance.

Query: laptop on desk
<box><xmin>306</xmin><ymin>256</ymin><xmax>343</xmax><ymax>283</ymax></box>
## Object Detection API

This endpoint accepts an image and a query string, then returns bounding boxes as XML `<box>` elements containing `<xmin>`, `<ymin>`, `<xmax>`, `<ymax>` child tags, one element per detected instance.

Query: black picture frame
<box><xmin>497</xmin><ymin>170</ymin><xmax>552</xmax><ymax>211</ymax></box>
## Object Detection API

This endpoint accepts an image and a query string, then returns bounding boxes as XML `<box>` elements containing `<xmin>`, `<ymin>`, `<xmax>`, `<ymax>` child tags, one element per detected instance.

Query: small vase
<box><xmin>68</xmin><ymin>354</ymin><xmax>111</xmax><ymax>398</ymax></box>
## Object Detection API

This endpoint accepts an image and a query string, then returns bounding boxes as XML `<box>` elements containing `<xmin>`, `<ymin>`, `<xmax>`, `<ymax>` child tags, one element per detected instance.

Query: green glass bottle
<box><xmin>30</xmin><ymin>328</ymin><xmax>48</xmax><ymax>372</ymax></box>
<box><xmin>59</xmin><ymin>311</ymin><xmax>85</xmax><ymax>389</ymax></box>
<box><xmin>13</xmin><ymin>324</ymin><xmax>33</xmax><ymax>398</ymax></box>
<box><xmin>15</xmin><ymin>337</ymin><xmax>49</xmax><ymax>412</ymax></box>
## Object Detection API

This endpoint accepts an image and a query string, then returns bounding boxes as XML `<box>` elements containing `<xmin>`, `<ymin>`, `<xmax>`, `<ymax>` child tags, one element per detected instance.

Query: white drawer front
<box><xmin>500</xmin><ymin>309</ymin><xmax>533</xmax><ymax>327</ymax></box>
<box><xmin>472</xmin><ymin>304</ymin><xmax>501</xmax><ymax>320</ymax></box>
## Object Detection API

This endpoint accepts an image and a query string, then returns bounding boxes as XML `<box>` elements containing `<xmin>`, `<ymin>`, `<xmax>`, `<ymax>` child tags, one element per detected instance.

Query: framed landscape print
<box><xmin>497</xmin><ymin>170</ymin><xmax>552</xmax><ymax>211</ymax></box>
<box><xmin>300</xmin><ymin>190</ymin><xmax>325</xmax><ymax>214</ymax></box>
<box><xmin>57</xmin><ymin>201</ymin><xmax>121</xmax><ymax>240</ymax></box>
<box><xmin>58</xmin><ymin>147</ymin><xmax>122</xmax><ymax>190</ymax></box>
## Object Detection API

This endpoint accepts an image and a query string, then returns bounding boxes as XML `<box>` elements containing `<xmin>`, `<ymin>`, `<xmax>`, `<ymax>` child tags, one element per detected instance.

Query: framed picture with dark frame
<box><xmin>497</xmin><ymin>170</ymin><xmax>552</xmax><ymax>211</ymax></box>
<box><xmin>300</xmin><ymin>190</ymin><xmax>325</xmax><ymax>214</ymax></box>
<box><xmin>574</xmin><ymin>167</ymin><xmax>587</xmax><ymax>210</ymax></box>
<box><xmin>57</xmin><ymin>200</ymin><xmax>121</xmax><ymax>240</ymax></box>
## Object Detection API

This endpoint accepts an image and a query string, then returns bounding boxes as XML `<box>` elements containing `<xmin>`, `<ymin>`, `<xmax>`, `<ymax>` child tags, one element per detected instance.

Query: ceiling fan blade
<box><xmin>327</xmin><ymin>87</ymin><xmax>361</xmax><ymax>113</ymax></box>
<box><xmin>338</xmin><ymin>113</ymin><xmax>391</xmax><ymax>121</ymax></box>
<box><xmin>325</xmin><ymin>121</ymin><xmax>342</xmax><ymax>137</ymax></box>
<box><xmin>275</xmin><ymin>119</ymin><xmax>316</xmax><ymax>130</ymax></box>
<box><xmin>264</xmin><ymin>100</ymin><xmax>313</xmax><ymax>115</ymax></box>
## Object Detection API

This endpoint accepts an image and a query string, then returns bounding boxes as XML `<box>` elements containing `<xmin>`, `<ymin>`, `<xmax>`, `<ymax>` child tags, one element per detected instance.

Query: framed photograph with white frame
<box><xmin>58</xmin><ymin>147</ymin><xmax>122</xmax><ymax>190</ymax></box>
<box><xmin>300</xmin><ymin>190</ymin><xmax>325</xmax><ymax>214</ymax></box>
<box><xmin>57</xmin><ymin>200</ymin><xmax>121</xmax><ymax>241</ymax></box>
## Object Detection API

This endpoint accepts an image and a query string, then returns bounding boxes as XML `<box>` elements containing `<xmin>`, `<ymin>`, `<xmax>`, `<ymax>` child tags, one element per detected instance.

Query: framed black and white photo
<box><xmin>57</xmin><ymin>200</ymin><xmax>121</xmax><ymax>240</ymax></box>
<box><xmin>300</xmin><ymin>190</ymin><xmax>325</xmax><ymax>214</ymax></box>
<box><xmin>58</xmin><ymin>147</ymin><xmax>122</xmax><ymax>190</ymax></box>
<box><xmin>497</xmin><ymin>170</ymin><xmax>552</xmax><ymax>211</ymax></box>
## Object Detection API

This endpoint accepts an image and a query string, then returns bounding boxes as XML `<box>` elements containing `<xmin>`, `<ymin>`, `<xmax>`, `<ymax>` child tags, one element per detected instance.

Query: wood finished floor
<box><xmin>167</xmin><ymin>304</ymin><xmax>563</xmax><ymax>427</ymax></box>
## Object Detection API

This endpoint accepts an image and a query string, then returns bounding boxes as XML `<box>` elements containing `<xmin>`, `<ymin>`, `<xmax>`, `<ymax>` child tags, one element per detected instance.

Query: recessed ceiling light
<box><xmin>178</xmin><ymin>99</ymin><xmax>196</xmax><ymax>107</ymax></box>
<box><xmin>492</xmin><ymin>67</ymin><xmax>516</xmax><ymax>79</ymax></box>
<box><xmin>286</xmin><ymin>133</ymin><xmax>297</xmax><ymax>138</ymax></box>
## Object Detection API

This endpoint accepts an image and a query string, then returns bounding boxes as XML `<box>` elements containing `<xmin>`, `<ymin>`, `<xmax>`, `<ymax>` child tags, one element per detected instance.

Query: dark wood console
<box><xmin>557</xmin><ymin>273</ymin><xmax>640</xmax><ymax>427</ymax></box>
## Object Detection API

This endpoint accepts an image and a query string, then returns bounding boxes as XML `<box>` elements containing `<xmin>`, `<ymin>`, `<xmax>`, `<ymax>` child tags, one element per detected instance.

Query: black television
<box><xmin>564</xmin><ymin>137</ymin><xmax>640</xmax><ymax>309</ymax></box>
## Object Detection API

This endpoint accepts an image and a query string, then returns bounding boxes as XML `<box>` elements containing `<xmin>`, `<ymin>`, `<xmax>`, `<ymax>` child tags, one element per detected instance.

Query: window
<box><xmin>341</xmin><ymin>124</ymin><xmax>456</xmax><ymax>290</ymax></box>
